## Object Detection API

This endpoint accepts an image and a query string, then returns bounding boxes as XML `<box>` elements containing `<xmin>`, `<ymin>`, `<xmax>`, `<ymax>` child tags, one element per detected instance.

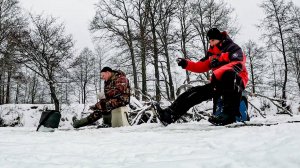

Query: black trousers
<box><xmin>170</xmin><ymin>71</ymin><xmax>244</xmax><ymax>120</ymax></box>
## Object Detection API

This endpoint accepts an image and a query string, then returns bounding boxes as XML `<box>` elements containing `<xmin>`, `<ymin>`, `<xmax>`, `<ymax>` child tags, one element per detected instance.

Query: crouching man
<box><xmin>155</xmin><ymin>28</ymin><xmax>248</xmax><ymax>126</ymax></box>
<box><xmin>72</xmin><ymin>67</ymin><xmax>130</xmax><ymax>128</ymax></box>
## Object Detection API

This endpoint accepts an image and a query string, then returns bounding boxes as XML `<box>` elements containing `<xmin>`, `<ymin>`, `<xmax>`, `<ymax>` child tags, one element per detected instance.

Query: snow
<box><xmin>0</xmin><ymin>97</ymin><xmax>146</xmax><ymax>128</ymax></box>
<box><xmin>1</xmin><ymin>117</ymin><xmax>300</xmax><ymax>168</ymax></box>
<box><xmin>0</xmin><ymin>104</ymin><xmax>92</xmax><ymax>127</ymax></box>
<box><xmin>1</xmin><ymin>98</ymin><xmax>300</xmax><ymax>168</ymax></box>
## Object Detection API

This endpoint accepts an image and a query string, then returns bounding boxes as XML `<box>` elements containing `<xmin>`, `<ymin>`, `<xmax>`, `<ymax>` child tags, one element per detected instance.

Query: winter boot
<box><xmin>97</xmin><ymin>112</ymin><xmax>112</xmax><ymax>128</ymax></box>
<box><xmin>154</xmin><ymin>103</ymin><xmax>173</xmax><ymax>126</ymax></box>
<box><xmin>72</xmin><ymin>116</ymin><xmax>89</xmax><ymax>128</ymax></box>
<box><xmin>208</xmin><ymin>113</ymin><xmax>236</xmax><ymax>126</ymax></box>
<box><xmin>97</xmin><ymin>123</ymin><xmax>111</xmax><ymax>128</ymax></box>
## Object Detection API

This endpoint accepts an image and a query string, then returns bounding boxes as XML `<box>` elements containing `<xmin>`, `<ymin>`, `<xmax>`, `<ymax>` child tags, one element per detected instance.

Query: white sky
<box><xmin>20</xmin><ymin>0</ymin><xmax>99</xmax><ymax>54</ymax></box>
<box><xmin>20</xmin><ymin>0</ymin><xmax>300</xmax><ymax>52</ymax></box>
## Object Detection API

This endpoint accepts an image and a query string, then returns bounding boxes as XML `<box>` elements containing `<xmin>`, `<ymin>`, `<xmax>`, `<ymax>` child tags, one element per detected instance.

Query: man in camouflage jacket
<box><xmin>73</xmin><ymin>67</ymin><xmax>130</xmax><ymax>128</ymax></box>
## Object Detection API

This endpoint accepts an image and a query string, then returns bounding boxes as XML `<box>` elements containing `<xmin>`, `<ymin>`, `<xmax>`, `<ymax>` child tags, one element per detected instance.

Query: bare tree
<box><xmin>156</xmin><ymin>0</ymin><xmax>177</xmax><ymax>100</ymax></box>
<box><xmin>289</xmin><ymin>4</ymin><xmax>300</xmax><ymax>93</ymax></box>
<box><xmin>71</xmin><ymin>47</ymin><xmax>95</xmax><ymax>104</ymax></box>
<box><xmin>268</xmin><ymin>54</ymin><xmax>279</xmax><ymax>97</ymax></box>
<box><xmin>94</xmin><ymin>44</ymin><xmax>110</xmax><ymax>99</ymax></box>
<box><xmin>0</xmin><ymin>0</ymin><xmax>26</xmax><ymax>104</ymax></box>
<box><xmin>243</xmin><ymin>40</ymin><xmax>265</xmax><ymax>94</ymax></box>
<box><xmin>176</xmin><ymin>0</ymin><xmax>194</xmax><ymax>83</ymax></box>
<box><xmin>27</xmin><ymin>73</ymin><xmax>38</xmax><ymax>104</ymax></box>
<box><xmin>148</xmin><ymin>0</ymin><xmax>164</xmax><ymax>101</ymax></box>
<box><xmin>90</xmin><ymin>0</ymin><xmax>139</xmax><ymax>98</ymax></box>
<box><xmin>259</xmin><ymin>0</ymin><xmax>293</xmax><ymax>100</ymax></box>
<box><xmin>287</xmin><ymin>35</ymin><xmax>300</xmax><ymax>93</ymax></box>
<box><xmin>131</xmin><ymin>0</ymin><xmax>151</xmax><ymax>100</ymax></box>
<box><xmin>16</xmin><ymin>14</ymin><xmax>74</xmax><ymax>110</ymax></box>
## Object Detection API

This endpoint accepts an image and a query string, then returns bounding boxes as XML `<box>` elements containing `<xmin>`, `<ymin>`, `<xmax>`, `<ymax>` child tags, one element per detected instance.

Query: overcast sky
<box><xmin>20</xmin><ymin>0</ymin><xmax>300</xmax><ymax>53</ymax></box>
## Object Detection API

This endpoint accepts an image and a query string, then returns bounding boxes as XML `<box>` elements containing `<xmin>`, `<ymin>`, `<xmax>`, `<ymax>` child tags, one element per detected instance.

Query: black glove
<box><xmin>89</xmin><ymin>105</ymin><xmax>97</xmax><ymax>111</ymax></box>
<box><xmin>210</xmin><ymin>58</ymin><xmax>221</xmax><ymax>68</ymax></box>
<box><xmin>176</xmin><ymin>58</ymin><xmax>187</xmax><ymax>69</ymax></box>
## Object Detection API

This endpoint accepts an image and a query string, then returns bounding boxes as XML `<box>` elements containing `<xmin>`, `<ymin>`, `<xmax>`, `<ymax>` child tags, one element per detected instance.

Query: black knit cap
<box><xmin>207</xmin><ymin>28</ymin><xmax>222</xmax><ymax>40</ymax></box>
<box><xmin>100</xmin><ymin>67</ymin><xmax>113</xmax><ymax>73</ymax></box>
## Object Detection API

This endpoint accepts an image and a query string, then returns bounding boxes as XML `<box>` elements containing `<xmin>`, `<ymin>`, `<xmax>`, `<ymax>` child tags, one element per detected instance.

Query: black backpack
<box><xmin>36</xmin><ymin>110</ymin><xmax>61</xmax><ymax>131</ymax></box>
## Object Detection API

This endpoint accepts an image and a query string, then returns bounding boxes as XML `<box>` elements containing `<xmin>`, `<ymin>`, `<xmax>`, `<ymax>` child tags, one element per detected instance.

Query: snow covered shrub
<box><xmin>0</xmin><ymin>107</ymin><xmax>23</xmax><ymax>127</ymax></box>
<box><xmin>260</xmin><ymin>99</ymin><xmax>270</xmax><ymax>111</ymax></box>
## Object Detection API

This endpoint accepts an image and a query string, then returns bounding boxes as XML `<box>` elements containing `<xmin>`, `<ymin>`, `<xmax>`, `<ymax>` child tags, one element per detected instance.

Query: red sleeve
<box><xmin>185</xmin><ymin>59</ymin><xmax>211</xmax><ymax>73</ymax></box>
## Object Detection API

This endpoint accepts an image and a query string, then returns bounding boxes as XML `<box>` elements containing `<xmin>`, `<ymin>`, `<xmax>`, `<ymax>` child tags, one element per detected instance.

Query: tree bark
<box><xmin>15</xmin><ymin>82</ymin><xmax>19</xmax><ymax>104</ymax></box>
<box><xmin>150</xmin><ymin>9</ymin><xmax>161</xmax><ymax>101</ymax></box>
<box><xmin>5</xmin><ymin>71</ymin><xmax>11</xmax><ymax>104</ymax></box>
<box><xmin>0</xmin><ymin>74</ymin><xmax>3</xmax><ymax>104</ymax></box>
<box><xmin>49</xmin><ymin>82</ymin><xmax>59</xmax><ymax>111</ymax></box>
<box><xmin>162</xmin><ymin>34</ymin><xmax>175</xmax><ymax>100</ymax></box>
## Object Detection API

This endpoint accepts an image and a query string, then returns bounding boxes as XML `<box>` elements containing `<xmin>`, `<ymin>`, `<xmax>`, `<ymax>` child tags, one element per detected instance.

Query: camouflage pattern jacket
<box><xmin>95</xmin><ymin>70</ymin><xmax>130</xmax><ymax>111</ymax></box>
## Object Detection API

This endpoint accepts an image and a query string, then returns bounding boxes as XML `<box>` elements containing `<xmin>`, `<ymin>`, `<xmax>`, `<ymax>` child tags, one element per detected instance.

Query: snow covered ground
<box><xmin>1</xmin><ymin>98</ymin><xmax>300</xmax><ymax>168</ymax></box>
<box><xmin>1</xmin><ymin>117</ymin><xmax>300</xmax><ymax>168</ymax></box>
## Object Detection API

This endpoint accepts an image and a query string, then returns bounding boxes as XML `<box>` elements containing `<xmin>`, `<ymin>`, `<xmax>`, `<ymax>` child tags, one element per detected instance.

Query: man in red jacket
<box><xmin>155</xmin><ymin>28</ymin><xmax>248</xmax><ymax>126</ymax></box>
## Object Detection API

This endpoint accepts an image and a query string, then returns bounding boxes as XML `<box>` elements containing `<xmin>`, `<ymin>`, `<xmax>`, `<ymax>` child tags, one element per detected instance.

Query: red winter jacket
<box><xmin>185</xmin><ymin>32</ymin><xmax>248</xmax><ymax>88</ymax></box>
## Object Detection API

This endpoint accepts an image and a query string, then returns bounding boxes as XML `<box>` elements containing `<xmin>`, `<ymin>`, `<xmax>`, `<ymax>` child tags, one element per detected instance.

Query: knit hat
<box><xmin>100</xmin><ymin>67</ymin><xmax>113</xmax><ymax>73</ymax></box>
<box><xmin>207</xmin><ymin>28</ymin><xmax>223</xmax><ymax>40</ymax></box>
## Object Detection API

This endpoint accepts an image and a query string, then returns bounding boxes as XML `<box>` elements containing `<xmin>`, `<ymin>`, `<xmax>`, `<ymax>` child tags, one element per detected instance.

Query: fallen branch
<box><xmin>247</xmin><ymin>101</ymin><xmax>266</xmax><ymax>118</ymax></box>
<box><xmin>246</xmin><ymin>91</ymin><xmax>283</xmax><ymax>102</ymax></box>
<box><xmin>245</xmin><ymin>90</ymin><xmax>293</xmax><ymax>117</ymax></box>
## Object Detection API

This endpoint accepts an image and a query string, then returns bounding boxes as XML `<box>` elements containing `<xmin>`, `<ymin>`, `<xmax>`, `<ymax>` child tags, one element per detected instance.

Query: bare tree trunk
<box><xmin>5</xmin><ymin>70</ymin><xmax>11</xmax><ymax>104</ymax></box>
<box><xmin>160</xmin><ymin>61</ymin><xmax>170</xmax><ymax>100</ymax></box>
<box><xmin>179</xmin><ymin>0</ymin><xmax>190</xmax><ymax>83</ymax></box>
<box><xmin>141</xmin><ymin>32</ymin><xmax>148</xmax><ymax>100</ymax></box>
<box><xmin>271</xmin><ymin>55</ymin><xmax>277</xmax><ymax>97</ymax></box>
<box><xmin>64</xmin><ymin>83</ymin><xmax>67</xmax><ymax>104</ymax></box>
<box><xmin>164</xmin><ymin>44</ymin><xmax>175</xmax><ymax>100</ymax></box>
<box><xmin>15</xmin><ymin>82</ymin><xmax>19</xmax><ymax>104</ymax></box>
<box><xmin>49</xmin><ymin>82</ymin><xmax>59</xmax><ymax>111</ymax></box>
<box><xmin>99</xmin><ymin>57</ymin><xmax>102</xmax><ymax>91</ymax></box>
<box><xmin>83</xmin><ymin>82</ymin><xmax>87</xmax><ymax>104</ymax></box>
<box><xmin>0</xmin><ymin>74</ymin><xmax>3</xmax><ymax>104</ymax></box>
<box><xmin>140</xmin><ymin>19</ymin><xmax>148</xmax><ymax>100</ymax></box>
<box><xmin>134</xmin><ymin>0</ymin><xmax>150</xmax><ymax>100</ymax></box>
<box><xmin>123</xmin><ymin>2</ymin><xmax>139</xmax><ymax>99</ymax></box>
<box><xmin>157</xmin><ymin>0</ymin><xmax>176</xmax><ymax>100</ymax></box>
<box><xmin>250</xmin><ymin>58</ymin><xmax>256</xmax><ymax>93</ymax></box>
<box><xmin>128</xmin><ymin>38</ymin><xmax>139</xmax><ymax>99</ymax></box>
<box><xmin>276</xmin><ymin>19</ymin><xmax>288</xmax><ymax>100</ymax></box>
<box><xmin>150</xmin><ymin>9</ymin><xmax>161</xmax><ymax>101</ymax></box>
<box><xmin>30</xmin><ymin>74</ymin><xmax>38</xmax><ymax>104</ymax></box>
<box><xmin>246</xmin><ymin>49</ymin><xmax>256</xmax><ymax>93</ymax></box>
<box><xmin>298</xmin><ymin>80</ymin><xmax>300</xmax><ymax>94</ymax></box>
<box><xmin>159</xmin><ymin>32</ymin><xmax>175</xmax><ymax>100</ymax></box>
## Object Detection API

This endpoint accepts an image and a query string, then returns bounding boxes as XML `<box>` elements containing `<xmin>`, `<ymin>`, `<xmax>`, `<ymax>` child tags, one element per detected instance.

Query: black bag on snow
<box><xmin>36</xmin><ymin>110</ymin><xmax>61</xmax><ymax>131</ymax></box>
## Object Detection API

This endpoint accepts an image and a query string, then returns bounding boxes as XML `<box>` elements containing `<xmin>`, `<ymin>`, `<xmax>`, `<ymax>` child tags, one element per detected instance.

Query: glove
<box><xmin>89</xmin><ymin>105</ymin><xmax>97</xmax><ymax>111</ymax></box>
<box><xmin>176</xmin><ymin>58</ymin><xmax>187</xmax><ymax>69</ymax></box>
<box><xmin>97</xmin><ymin>92</ymin><xmax>106</xmax><ymax>100</ymax></box>
<box><xmin>210</xmin><ymin>58</ymin><xmax>221</xmax><ymax>68</ymax></box>
<box><xmin>95</xmin><ymin>100</ymin><xmax>107</xmax><ymax>111</ymax></box>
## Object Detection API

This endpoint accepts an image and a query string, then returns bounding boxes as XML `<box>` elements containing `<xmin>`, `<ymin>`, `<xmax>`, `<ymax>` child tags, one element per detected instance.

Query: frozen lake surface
<box><xmin>1</xmin><ymin>120</ymin><xmax>300</xmax><ymax>168</ymax></box>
